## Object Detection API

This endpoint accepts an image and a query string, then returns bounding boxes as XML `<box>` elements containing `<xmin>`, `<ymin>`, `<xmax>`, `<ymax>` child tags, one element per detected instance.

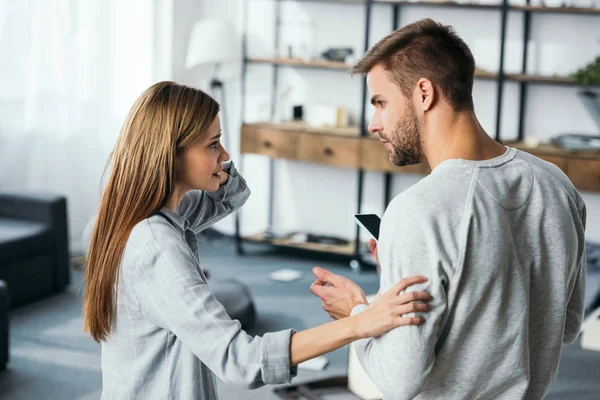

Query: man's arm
<box><xmin>564</xmin><ymin>200</ymin><xmax>587</xmax><ymax>343</ymax></box>
<box><xmin>350</xmin><ymin>191</ymin><xmax>455</xmax><ymax>399</ymax></box>
<box><xmin>350</xmin><ymin>274</ymin><xmax>448</xmax><ymax>399</ymax></box>
<box><xmin>563</xmin><ymin>254</ymin><xmax>586</xmax><ymax>343</ymax></box>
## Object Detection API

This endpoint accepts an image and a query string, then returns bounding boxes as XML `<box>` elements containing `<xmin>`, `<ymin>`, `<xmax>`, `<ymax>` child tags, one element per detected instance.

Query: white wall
<box><xmin>173</xmin><ymin>0</ymin><xmax>600</xmax><ymax>242</ymax></box>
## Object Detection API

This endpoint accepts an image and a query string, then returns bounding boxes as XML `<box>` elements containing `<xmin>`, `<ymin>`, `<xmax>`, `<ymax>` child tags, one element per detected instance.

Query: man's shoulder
<box><xmin>386</xmin><ymin>163</ymin><xmax>474</xmax><ymax>220</ymax></box>
<box><xmin>515</xmin><ymin>149</ymin><xmax>585</xmax><ymax>212</ymax></box>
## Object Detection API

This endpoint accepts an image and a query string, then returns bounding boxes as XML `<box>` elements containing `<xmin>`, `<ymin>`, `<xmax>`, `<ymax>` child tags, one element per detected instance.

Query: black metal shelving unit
<box><xmin>234</xmin><ymin>0</ymin><xmax>600</xmax><ymax>269</ymax></box>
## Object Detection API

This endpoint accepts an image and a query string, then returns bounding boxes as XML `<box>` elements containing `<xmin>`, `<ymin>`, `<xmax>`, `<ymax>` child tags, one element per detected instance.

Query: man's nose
<box><xmin>368</xmin><ymin>114</ymin><xmax>383</xmax><ymax>135</ymax></box>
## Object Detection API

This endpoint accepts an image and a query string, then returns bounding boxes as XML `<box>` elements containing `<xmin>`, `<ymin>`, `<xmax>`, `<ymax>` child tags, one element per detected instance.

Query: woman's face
<box><xmin>175</xmin><ymin>116</ymin><xmax>230</xmax><ymax>192</ymax></box>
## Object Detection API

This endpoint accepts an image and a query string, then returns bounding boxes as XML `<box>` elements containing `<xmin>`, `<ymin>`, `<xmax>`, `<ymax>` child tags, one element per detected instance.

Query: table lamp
<box><xmin>186</xmin><ymin>19</ymin><xmax>240</xmax><ymax>149</ymax></box>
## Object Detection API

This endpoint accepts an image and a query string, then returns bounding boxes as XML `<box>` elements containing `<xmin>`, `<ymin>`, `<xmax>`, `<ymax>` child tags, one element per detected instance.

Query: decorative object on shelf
<box><xmin>285</xmin><ymin>232</ymin><xmax>350</xmax><ymax>246</ymax></box>
<box><xmin>551</xmin><ymin>134</ymin><xmax>600</xmax><ymax>150</ymax></box>
<box><xmin>321</xmin><ymin>47</ymin><xmax>354</xmax><ymax>63</ymax></box>
<box><xmin>293</xmin><ymin>105</ymin><xmax>303</xmax><ymax>121</ymax></box>
<box><xmin>571</xmin><ymin>56</ymin><xmax>600</xmax><ymax>86</ymax></box>
<box><xmin>280</xmin><ymin>19</ymin><xmax>315</xmax><ymax>63</ymax></box>
<box><xmin>186</xmin><ymin>19</ymin><xmax>241</xmax><ymax>150</ymax></box>
<box><xmin>305</xmin><ymin>104</ymin><xmax>350</xmax><ymax>129</ymax></box>
<box><xmin>579</xmin><ymin>89</ymin><xmax>600</xmax><ymax>130</ymax></box>
<box><xmin>551</xmin><ymin>89</ymin><xmax>600</xmax><ymax>150</ymax></box>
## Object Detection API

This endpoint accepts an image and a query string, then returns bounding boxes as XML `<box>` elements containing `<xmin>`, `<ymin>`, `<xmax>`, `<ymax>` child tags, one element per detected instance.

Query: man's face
<box><xmin>366</xmin><ymin>64</ymin><xmax>425</xmax><ymax>167</ymax></box>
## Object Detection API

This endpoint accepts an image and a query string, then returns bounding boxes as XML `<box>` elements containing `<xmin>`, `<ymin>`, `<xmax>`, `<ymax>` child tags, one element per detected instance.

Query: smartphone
<box><xmin>354</xmin><ymin>214</ymin><xmax>381</xmax><ymax>240</ymax></box>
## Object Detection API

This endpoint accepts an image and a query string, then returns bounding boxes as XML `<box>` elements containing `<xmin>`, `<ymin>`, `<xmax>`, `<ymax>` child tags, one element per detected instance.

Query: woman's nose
<box><xmin>220</xmin><ymin>147</ymin><xmax>230</xmax><ymax>163</ymax></box>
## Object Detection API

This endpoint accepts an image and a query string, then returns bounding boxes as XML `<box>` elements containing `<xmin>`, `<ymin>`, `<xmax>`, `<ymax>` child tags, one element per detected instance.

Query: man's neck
<box><xmin>423</xmin><ymin>109</ymin><xmax>507</xmax><ymax>171</ymax></box>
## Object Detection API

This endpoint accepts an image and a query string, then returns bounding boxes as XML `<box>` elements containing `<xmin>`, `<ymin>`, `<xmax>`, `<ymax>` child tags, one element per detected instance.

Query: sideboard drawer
<box><xmin>240</xmin><ymin>125</ymin><xmax>299</xmax><ymax>159</ymax></box>
<box><xmin>568</xmin><ymin>159</ymin><xmax>600</xmax><ymax>192</ymax></box>
<box><xmin>360</xmin><ymin>138</ymin><xmax>394</xmax><ymax>172</ymax></box>
<box><xmin>297</xmin><ymin>134</ymin><xmax>360</xmax><ymax>168</ymax></box>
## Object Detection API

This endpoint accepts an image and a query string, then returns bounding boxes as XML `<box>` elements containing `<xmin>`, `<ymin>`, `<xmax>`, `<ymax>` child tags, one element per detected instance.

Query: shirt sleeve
<box><xmin>564</xmin><ymin>199</ymin><xmax>587</xmax><ymax>344</ymax></box>
<box><xmin>351</xmin><ymin>196</ymin><xmax>452</xmax><ymax>400</ymax></box>
<box><xmin>131</xmin><ymin>238</ymin><xmax>297</xmax><ymax>388</ymax></box>
<box><xmin>176</xmin><ymin>161</ymin><xmax>250</xmax><ymax>234</ymax></box>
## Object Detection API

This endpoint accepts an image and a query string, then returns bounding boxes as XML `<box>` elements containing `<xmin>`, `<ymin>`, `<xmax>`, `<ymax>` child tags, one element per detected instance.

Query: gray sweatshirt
<box><xmin>101</xmin><ymin>163</ymin><xmax>297</xmax><ymax>399</ymax></box>
<box><xmin>352</xmin><ymin>147</ymin><xmax>587</xmax><ymax>400</ymax></box>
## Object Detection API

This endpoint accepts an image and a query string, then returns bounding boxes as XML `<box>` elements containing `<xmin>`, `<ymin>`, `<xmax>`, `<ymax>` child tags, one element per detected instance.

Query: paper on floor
<box><xmin>268</xmin><ymin>268</ymin><xmax>303</xmax><ymax>282</ymax></box>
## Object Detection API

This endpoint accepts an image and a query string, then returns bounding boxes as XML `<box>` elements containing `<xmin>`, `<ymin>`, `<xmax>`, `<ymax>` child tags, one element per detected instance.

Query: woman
<box><xmin>83</xmin><ymin>81</ymin><xmax>431</xmax><ymax>399</ymax></box>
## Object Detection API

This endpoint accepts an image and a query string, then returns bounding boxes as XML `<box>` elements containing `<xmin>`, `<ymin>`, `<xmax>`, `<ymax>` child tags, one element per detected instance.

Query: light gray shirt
<box><xmin>101</xmin><ymin>163</ymin><xmax>297</xmax><ymax>400</ymax></box>
<box><xmin>352</xmin><ymin>147</ymin><xmax>587</xmax><ymax>400</ymax></box>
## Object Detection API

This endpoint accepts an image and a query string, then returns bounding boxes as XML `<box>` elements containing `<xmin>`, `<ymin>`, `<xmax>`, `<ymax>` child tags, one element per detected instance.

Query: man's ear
<box><xmin>416</xmin><ymin>78</ymin><xmax>435</xmax><ymax>112</ymax></box>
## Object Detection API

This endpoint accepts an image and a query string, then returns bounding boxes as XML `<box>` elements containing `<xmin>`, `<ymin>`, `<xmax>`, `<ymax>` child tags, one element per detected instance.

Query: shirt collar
<box><xmin>157</xmin><ymin>207</ymin><xmax>190</xmax><ymax>232</ymax></box>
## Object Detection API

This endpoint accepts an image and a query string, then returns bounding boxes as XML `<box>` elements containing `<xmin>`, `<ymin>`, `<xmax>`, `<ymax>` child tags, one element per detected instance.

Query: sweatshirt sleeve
<box><xmin>131</xmin><ymin>238</ymin><xmax>296</xmax><ymax>388</ymax></box>
<box><xmin>564</xmin><ymin>199</ymin><xmax>587</xmax><ymax>343</ymax></box>
<box><xmin>351</xmin><ymin>194</ymin><xmax>452</xmax><ymax>400</ymax></box>
<box><xmin>176</xmin><ymin>161</ymin><xmax>250</xmax><ymax>235</ymax></box>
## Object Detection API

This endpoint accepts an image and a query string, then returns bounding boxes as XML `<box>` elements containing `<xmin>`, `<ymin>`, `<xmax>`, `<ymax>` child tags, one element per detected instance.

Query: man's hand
<box><xmin>310</xmin><ymin>267</ymin><xmax>368</xmax><ymax>320</ymax></box>
<box><xmin>369</xmin><ymin>239</ymin><xmax>381</xmax><ymax>272</ymax></box>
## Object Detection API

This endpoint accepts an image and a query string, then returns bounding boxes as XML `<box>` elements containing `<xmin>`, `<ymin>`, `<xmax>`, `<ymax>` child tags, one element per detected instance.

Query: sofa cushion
<box><xmin>0</xmin><ymin>217</ymin><xmax>52</xmax><ymax>265</ymax></box>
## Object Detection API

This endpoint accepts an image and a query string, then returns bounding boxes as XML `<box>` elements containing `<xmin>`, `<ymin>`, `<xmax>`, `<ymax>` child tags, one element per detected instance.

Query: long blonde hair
<box><xmin>83</xmin><ymin>81</ymin><xmax>220</xmax><ymax>342</ymax></box>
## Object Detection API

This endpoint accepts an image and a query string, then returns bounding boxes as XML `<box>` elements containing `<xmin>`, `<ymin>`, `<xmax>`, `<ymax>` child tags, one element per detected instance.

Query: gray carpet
<box><xmin>0</xmin><ymin>238</ymin><xmax>599</xmax><ymax>399</ymax></box>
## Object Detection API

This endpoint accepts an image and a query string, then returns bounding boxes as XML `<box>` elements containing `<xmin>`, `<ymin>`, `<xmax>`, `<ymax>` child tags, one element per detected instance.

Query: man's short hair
<box><xmin>352</xmin><ymin>18</ymin><xmax>476</xmax><ymax>112</ymax></box>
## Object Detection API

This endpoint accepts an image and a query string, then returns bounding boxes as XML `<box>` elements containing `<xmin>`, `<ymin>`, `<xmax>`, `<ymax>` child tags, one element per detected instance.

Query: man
<box><xmin>310</xmin><ymin>18</ymin><xmax>587</xmax><ymax>400</ymax></box>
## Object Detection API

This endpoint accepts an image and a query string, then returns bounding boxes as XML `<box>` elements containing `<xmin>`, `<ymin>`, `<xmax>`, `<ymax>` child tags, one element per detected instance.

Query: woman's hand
<box><xmin>218</xmin><ymin>170</ymin><xmax>230</xmax><ymax>186</ymax></box>
<box><xmin>352</xmin><ymin>276</ymin><xmax>431</xmax><ymax>339</ymax></box>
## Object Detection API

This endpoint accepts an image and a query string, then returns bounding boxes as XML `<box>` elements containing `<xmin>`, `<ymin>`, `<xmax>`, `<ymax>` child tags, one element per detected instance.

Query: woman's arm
<box><xmin>176</xmin><ymin>161</ymin><xmax>250</xmax><ymax>233</ymax></box>
<box><xmin>290</xmin><ymin>277</ymin><xmax>431</xmax><ymax>366</ymax></box>
<box><xmin>131</xmin><ymin>239</ymin><xmax>430</xmax><ymax>388</ymax></box>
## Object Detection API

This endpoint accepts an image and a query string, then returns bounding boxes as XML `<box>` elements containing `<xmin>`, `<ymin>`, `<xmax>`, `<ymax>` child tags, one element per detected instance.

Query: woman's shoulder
<box><xmin>123</xmin><ymin>214</ymin><xmax>185</xmax><ymax>262</ymax></box>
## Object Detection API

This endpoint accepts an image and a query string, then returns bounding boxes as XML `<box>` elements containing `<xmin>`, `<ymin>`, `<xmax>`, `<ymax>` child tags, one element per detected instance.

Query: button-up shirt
<box><xmin>100</xmin><ymin>163</ymin><xmax>296</xmax><ymax>399</ymax></box>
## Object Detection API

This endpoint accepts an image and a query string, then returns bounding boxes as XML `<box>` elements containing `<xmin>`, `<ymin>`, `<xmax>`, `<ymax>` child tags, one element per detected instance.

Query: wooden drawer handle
<box><xmin>323</xmin><ymin>147</ymin><xmax>334</xmax><ymax>156</ymax></box>
<box><xmin>262</xmin><ymin>140</ymin><xmax>273</xmax><ymax>148</ymax></box>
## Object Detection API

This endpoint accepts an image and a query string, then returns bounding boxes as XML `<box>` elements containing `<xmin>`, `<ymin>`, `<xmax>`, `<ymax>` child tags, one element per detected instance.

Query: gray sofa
<box><xmin>0</xmin><ymin>193</ymin><xmax>70</xmax><ymax>308</ymax></box>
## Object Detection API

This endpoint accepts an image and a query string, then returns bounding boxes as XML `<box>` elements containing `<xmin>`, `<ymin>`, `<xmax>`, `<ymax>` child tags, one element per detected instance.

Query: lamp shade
<box><xmin>185</xmin><ymin>19</ymin><xmax>240</xmax><ymax>69</ymax></box>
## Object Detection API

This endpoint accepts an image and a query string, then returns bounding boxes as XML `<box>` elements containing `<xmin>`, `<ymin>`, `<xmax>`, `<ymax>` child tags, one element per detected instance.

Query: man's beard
<box><xmin>388</xmin><ymin>102</ymin><xmax>425</xmax><ymax>167</ymax></box>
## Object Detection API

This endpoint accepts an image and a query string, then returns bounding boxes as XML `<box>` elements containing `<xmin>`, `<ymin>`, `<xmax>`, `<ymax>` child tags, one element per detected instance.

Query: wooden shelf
<box><xmin>247</xmin><ymin>57</ymin><xmax>350</xmax><ymax>71</ymax></box>
<box><xmin>506</xmin><ymin>140</ymin><xmax>600</xmax><ymax>160</ymax></box>
<box><xmin>244</xmin><ymin>232</ymin><xmax>357</xmax><ymax>256</ymax></box>
<box><xmin>376</xmin><ymin>0</ymin><xmax>501</xmax><ymax>9</ymax></box>
<box><xmin>505</xmin><ymin>141</ymin><xmax>600</xmax><ymax>192</ymax></box>
<box><xmin>283</xmin><ymin>0</ymin><xmax>363</xmax><ymax>3</ymax></box>
<box><xmin>249</xmin><ymin>57</ymin><xmax>498</xmax><ymax>81</ymax></box>
<box><xmin>511</xmin><ymin>5</ymin><xmax>600</xmax><ymax>14</ymax></box>
<box><xmin>247</xmin><ymin>58</ymin><xmax>600</xmax><ymax>87</ymax></box>
<box><xmin>264</xmin><ymin>0</ymin><xmax>600</xmax><ymax>13</ymax></box>
<box><xmin>245</xmin><ymin>121</ymin><xmax>361</xmax><ymax>137</ymax></box>
<box><xmin>476</xmin><ymin>68</ymin><xmax>497</xmax><ymax>79</ymax></box>
<box><xmin>505</xmin><ymin>73</ymin><xmax>600</xmax><ymax>86</ymax></box>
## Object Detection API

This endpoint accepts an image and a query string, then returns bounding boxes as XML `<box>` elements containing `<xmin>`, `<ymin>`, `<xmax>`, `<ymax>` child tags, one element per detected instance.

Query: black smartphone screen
<box><xmin>354</xmin><ymin>214</ymin><xmax>381</xmax><ymax>240</ymax></box>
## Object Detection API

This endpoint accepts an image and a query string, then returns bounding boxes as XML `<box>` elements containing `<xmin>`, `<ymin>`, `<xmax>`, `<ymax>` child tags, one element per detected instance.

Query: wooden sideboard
<box><xmin>241</xmin><ymin>122</ymin><xmax>600</xmax><ymax>192</ymax></box>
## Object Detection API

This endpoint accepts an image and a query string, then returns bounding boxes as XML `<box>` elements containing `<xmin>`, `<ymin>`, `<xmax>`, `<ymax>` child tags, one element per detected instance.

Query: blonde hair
<box><xmin>83</xmin><ymin>81</ymin><xmax>219</xmax><ymax>342</ymax></box>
